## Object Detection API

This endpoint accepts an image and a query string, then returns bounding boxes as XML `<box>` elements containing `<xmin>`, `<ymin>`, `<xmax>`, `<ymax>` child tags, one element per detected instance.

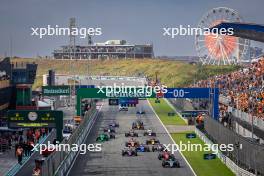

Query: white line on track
<box><xmin>147</xmin><ymin>100</ymin><xmax>197</xmax><ymax>176</ymax></box>
<box><xmin>164</xmin><ymin>98</ymin><xmax>187</xmax><ymax>123</ymax></box>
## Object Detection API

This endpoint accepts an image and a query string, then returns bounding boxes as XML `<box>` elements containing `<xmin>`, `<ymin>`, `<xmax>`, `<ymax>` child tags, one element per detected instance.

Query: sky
<box><xmin>0</xmin><ymin>0</ymin><xmax>263</xmax><ymax>57</ymax></box>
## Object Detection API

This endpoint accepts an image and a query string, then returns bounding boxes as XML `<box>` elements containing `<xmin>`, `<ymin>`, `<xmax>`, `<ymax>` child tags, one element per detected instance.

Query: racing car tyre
<box><xmin>158</xmin><ymin>154</ymin><xmax>162</xmax><ymax>160</ymax></box>
<box><xmin>152</xmin><ymin>146</ymin><xmax>155</xmax><ymax>152</ymax></box>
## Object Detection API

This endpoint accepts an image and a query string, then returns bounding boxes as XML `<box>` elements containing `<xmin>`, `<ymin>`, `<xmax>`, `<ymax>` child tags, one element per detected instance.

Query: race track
<box><xmin>68</xmin><ymin>100</ymin><xmax>195</xmax><ymax>176</ymax></box>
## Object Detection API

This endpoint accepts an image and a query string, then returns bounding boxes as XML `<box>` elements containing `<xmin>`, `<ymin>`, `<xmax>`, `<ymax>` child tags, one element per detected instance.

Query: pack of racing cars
<box><xmin>96</xmin><ymin>121</ymin><xmax>119</xmax><ymax>142</ymax></box>
<box><xmin>95</xmin><ymin>114</ymin><xmax>181</xmax><ymax>169</ymax></box>
<box><xmin>122</xmin><ymin>119</ymin><xmax>181</xmax><ymax>169</ymax></box>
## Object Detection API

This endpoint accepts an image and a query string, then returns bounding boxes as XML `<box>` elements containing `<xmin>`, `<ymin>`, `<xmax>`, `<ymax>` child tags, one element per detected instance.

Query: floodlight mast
<box><xmin>69</xmin><ymin>17</ymin><xmax>76</xmax><ymax>111</ymax></box>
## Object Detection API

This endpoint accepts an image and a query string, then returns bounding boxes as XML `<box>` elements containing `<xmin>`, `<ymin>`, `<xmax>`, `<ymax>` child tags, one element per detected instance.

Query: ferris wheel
<box><xmin>195</xmin><ymin>7</ymin><xmax>250</xmax><ymax>65</ymax></box>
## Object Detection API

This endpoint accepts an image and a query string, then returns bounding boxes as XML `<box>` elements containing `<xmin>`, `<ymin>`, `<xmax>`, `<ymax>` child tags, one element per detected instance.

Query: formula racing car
<box><xmin>136</xmin><ymin>109</ymin><xmax>145</xmax><ymax>115</ymax></box>
<box><xmin>132</xmin><ymin>120</ymin><xmax>144</xmax><ymax>130</ymax></box>
<box><xmin>158</xmin><ymin>151</ymin><xmax>175</xmax><ymax>160</ymax></box>
<box><xmin>125</xmin><ymin>138</ymin><xmax>140</xmax><ymax>147</ymax></box>
<box><xmin>152</xmin><ymin>144</ymin><xmax>166</xmax><ymax>152</ymax></box>
<box><xmin>122</xmin><ymin>147</ymin><xmax>138</xmax><ymax>156</ymax></box>
<box><xmin>136</xmin><ymin>144</ymin><xmax>150</xmax><ymax>152</ymax></box>
<box><xmin>103</xmin><ymin>126</ymin><xmax>115</xmax><ymax>133</ymax></box>
<box><xmin>143</xmin><ymin>129</ymin><xmax>156</xmax><ymax>136</ymax></box>
<box><xmin>146</xmin><ymin>138</ymin><xmax>160</xmax><ymax>145</ymax></box>
<box><xmin>162</xmin><ymin>157</ymin><xmax>180</xmax><ymax>168</ymax></box>
<box><xmin>125</xmin><ymin>130</ymin><xmax>139</xmax><ymax>137</ymax></box>
<box><xmin>96</xmin><ymin>133</ymin><xmax>115</xmax><ymax>142</ymax></box>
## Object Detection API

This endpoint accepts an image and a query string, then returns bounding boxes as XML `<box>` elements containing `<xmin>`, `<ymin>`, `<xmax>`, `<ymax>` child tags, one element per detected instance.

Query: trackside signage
<box><xmin>77</xmin><ymin>88</ymin><xmax>157</xmax><ymax>98</ymax></box>
<box><xmin>42</xmin><ymin>86</ymin><xmax>70</xmax><ymax>96</ymax></box>
<box><xmin>8</xmin><ymin>110</ymin><xmax>64</xmax><ymax>141</ymax></box>
<box><xmin>76</xmin><ymin>87</ymin><xmax>213</xmax><ymax>98</ymax></box>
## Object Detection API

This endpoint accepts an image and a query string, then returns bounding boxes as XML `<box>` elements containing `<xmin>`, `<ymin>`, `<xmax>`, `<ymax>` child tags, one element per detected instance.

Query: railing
<box><xmin>70</xmin><ymin>75</ymin><xmax>146</xmax><ymax>83</ymax></box>
<box><xmin>41</xmin><ymin>105</ymin><xmax>98</xmax><ymax>176</ymax></box>
<box><xmin>231</xmin><ymin>108</ymin><xmax>264</xmax><ymax>131</ymax></box>
<box><xmin>4</xmin><ymin>130</ymin><xmax>56</xmax><ymax>176</ymax></box>
<box><xmin>195</xmin><ymin>128</ymin><xmax>256</xmax><ymax>176</ymax></box>
<box><xmin>43</xmin><ymin>74</ymin><xmax>147</xmax><ymax>86</ymax></box>
<box><xmin>219</xmin><ymin>95</ymin><xmax>264</xmax><ymax>130</ymax></box>
<box><xmin>89</xmin><ymin>75</ymin><xmax>146</xmax><ymax>81</ymax></box>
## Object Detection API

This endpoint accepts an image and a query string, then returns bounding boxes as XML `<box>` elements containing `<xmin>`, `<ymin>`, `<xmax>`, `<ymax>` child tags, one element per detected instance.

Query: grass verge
<box><xmin>171</xmin><ymin>132</ymin><xmax>234</xmax><ymax>176</ymax></box>
<box><xmin>11</xmin><ymin>58</ymin><xmax>240</xmax><ymax>90</ymax></box>
<box><xmin>148</xmin><ymin>98</ymin><xmax>187</xmax><ymax>125</ymax></box>
<box><xmin>148</xmin><ymin>98</ymin><xmax>234</xmax><ymax>176</ymax></box>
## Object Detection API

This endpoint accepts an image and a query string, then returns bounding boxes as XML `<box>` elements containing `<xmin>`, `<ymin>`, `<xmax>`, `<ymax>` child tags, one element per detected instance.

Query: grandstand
<box><xmin>189</xmin><ymin>56</ymin><xmax>264</xmax><ymax>175</ymax></box>
<box><xmin>53</xmin><ymin>40</ymin><xmax>154</xmax><ymax>59</ymax></box>
<box><xmin>194</xmin><ymin>56</ymin><xmax>264</xmax><ymax>122</ymax></box>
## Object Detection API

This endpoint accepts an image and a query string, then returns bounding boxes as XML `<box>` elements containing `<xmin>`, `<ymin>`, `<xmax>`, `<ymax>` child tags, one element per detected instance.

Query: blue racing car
<box><xmin>136</xmin><ymin>144</ymin><xmax>150</xmax><ymax>152</ymax></box>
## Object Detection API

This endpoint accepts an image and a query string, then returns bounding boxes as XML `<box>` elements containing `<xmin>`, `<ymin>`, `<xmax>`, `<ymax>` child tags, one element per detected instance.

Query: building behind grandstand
<box><xmin>53</xmin><ymin>39</ymin><xmax>154</xmax><ymax>59</ymax></box>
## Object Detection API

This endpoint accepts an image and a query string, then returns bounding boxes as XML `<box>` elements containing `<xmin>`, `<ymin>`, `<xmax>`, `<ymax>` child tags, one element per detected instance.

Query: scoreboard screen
<box><xmin>119</xmin><ymin>98</ymin><xmax>138</xmax><ymax>105</ymax></box>
<box><xmin>8</xmin><ymin>110</ymin><xmax>63</xmax><ymax>128</ymax></box>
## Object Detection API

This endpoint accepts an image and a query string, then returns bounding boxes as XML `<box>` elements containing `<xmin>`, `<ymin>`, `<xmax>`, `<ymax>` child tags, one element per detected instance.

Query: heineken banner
<box><xmin>77</xmin><ymin>88</ymin><xmax>157</xmax><ymax>98</ymax></box>
<box><xmin>42</xmin><ymin>85</ymin><xmax>70</xmax><ymax>96</ymax></box>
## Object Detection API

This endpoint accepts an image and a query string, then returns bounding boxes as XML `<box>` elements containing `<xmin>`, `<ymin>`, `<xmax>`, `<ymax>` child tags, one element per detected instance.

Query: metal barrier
<box><xmin>168</xmin><ymin>98</ymin><xmax>263</xmax><ymax>175</ymax></box>
<box><xmin>83</xmin><ymin>75</ymin><xmax>146</xmax><ymax>82</ymax></box>
<box><xmin>219</xmin><ymin>95</ymin><xmax>264</xmax><ymax>131</ymax></box>
<box><xmin>204</xmin><ymin>117</ymin><xmax>264</xmax><ymax>175</ymax></box>
<box><xmin>41</xmin><ymin>106</ymin><xmax>98</xmax><ymax>176</ymax></box>
<box><xmin>230</xmin><ymin>108</ymin><xmax>264</xmax><ymax>131</ymax></box>
<box><xmin>4</xmin><ymin>130</ymin><xmax>56</xmax><ymax>176</ymax></box>
<box><xmin>195</xmin><ymin>128</ymin><xmax>256</xmax><ymax>176</ymax></box>
<box><xmin>46</xmin><ymin>74</ymin><xmax>147</xmax><ymax>85</ymax></box>
<box><xmin>0</xmin><ymin>138</ymin><xmax>8</xmax><ymax>153</ymax></box>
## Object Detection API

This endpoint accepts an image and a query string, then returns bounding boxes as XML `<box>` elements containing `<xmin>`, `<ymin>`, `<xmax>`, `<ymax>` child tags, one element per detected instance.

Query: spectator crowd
<box><xmin>0</xmin><ymin>128</ymin><xmax>49</xmax><ymax>164</ymax></box>
<box><xmin>192</xmin><ymin>57</ymin><xmax>264</xmax><ymax>119</ymax></box>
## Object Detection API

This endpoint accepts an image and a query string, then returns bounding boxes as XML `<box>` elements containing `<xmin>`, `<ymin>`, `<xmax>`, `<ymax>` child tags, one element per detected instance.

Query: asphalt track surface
<box><xmin>68</xmin><ymin>100</ymin><xmax>194</xmax><ymax>176</ymax></box>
